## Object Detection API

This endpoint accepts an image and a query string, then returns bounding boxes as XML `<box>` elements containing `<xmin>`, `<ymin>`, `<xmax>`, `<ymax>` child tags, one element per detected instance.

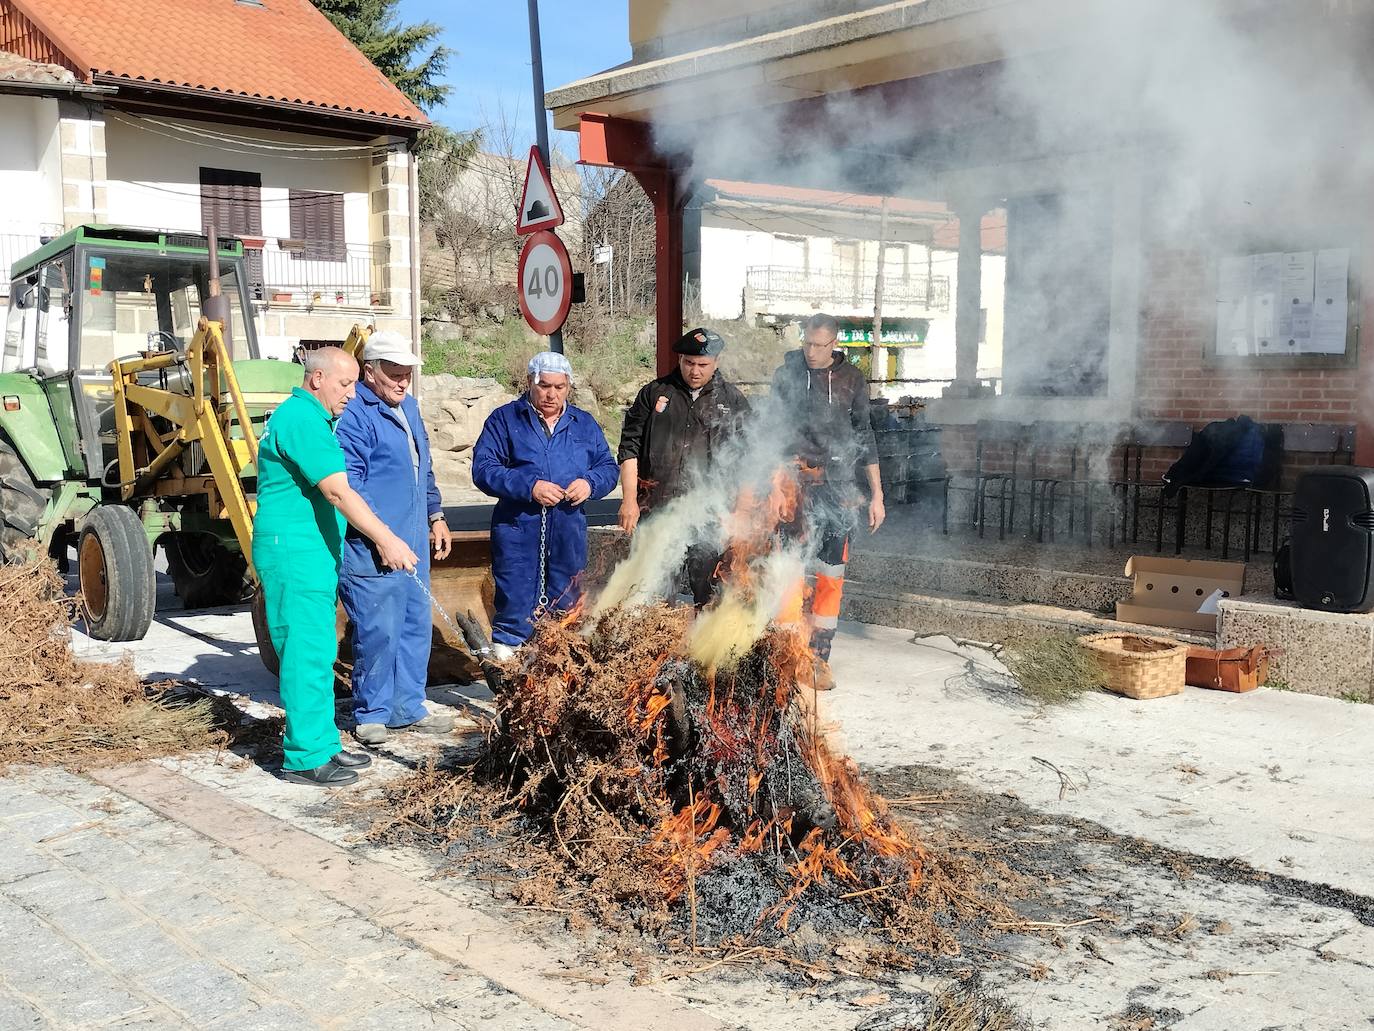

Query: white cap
<box><xmin>362</xmin><ymin>330</ymin><xmax>422</xmax><ymax>367</ymax></box>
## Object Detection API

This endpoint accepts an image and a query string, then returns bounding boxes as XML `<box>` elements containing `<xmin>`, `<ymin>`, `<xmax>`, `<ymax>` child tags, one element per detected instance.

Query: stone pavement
<box><xmin>13</xmin><ymin>600</ymin><xmax>1369</xmax><ymax>1030</ymax></box>
<box><xmin>0</xmin><ymin>766</ymin><xmax>577</xmax><ymax>1031</ymax></box>
<box><xmin>825</xmin><ymin>622</ymin><xmax>1374</xmax><ymax>897</ymax></box>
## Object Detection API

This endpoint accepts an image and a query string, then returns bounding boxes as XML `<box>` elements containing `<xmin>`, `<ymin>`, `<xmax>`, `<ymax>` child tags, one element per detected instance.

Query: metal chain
<box><xmin>537</xmin><ymin>505</ymin><xmax>550</xmax><ymax>612</ymax></box>
<box><xmin>407</xmin><ymin>568</ymin><xmax>462</xmax><ymax>642</ymax></box>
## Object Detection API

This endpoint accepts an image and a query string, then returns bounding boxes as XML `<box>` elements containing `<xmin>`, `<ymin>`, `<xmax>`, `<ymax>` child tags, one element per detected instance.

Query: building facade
<box><xmin>696</xmin><ymin>178</ymin><xmax>1005</xmax><ymax>395</ymax></box>
<box><xmin>0</xmin><ymin>0</ymin><xmax>427</xmax><ymax>360</ymax></box>
<box><xmin>549</xmin><ymin>0</ymin><xmax>1374</xmax><ymax>469</ymax></box>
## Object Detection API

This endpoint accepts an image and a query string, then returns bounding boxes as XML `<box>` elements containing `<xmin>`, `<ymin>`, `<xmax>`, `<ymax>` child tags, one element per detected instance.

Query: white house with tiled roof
<box><xmin>696</xmin><ymin>179</ymin><xmax>1006</xmax><ymax>396</ymax></box>
<box><xmin>0</xmin><ymin>0</ymin><xmax>428</xmax><ymax>358</ymax></box>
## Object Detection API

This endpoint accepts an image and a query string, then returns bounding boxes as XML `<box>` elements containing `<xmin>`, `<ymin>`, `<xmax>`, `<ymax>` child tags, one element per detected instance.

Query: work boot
<box><xmin>330</xmin><ymin>750</ymin><xmax>372</xmax><ymax>769</ymax></box>
<box><xmin>279</xmin><ymin>759</ymin><xmax>359</xmax><ymax>787</ymax></box>
<box><xmin>354</xmin><ymin>723</ymin><xmax>388</xmax><ymax>746</ymax></box>
<box><xmin>811</xmin><ymin>661</ymin><xmax>836</xmax><ymax>692</ymax></box>
<box><xmin>391</xmin><ymin>710</ymin><xmax>455</xmax><ymax>735</ymax></box>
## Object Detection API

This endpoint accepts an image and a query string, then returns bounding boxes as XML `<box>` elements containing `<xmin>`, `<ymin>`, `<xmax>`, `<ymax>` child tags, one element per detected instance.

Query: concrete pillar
<box><xmin>368</xmin><ymin>138</ymin><xmax>414</xmax><ymax>316</ymax></box>
<box><xmin>682</xmin><ymin>192</ymin><xmax>702</xmax><ymax>320</ymax></box>
<box><xmin>944</xmin><ymin>201</ymin><xmax>987</xmax><ymax>398</ymax></box>
<box><xmin>58</xmin><ymin>100</ymin><xmax>107</xmax><ymax>230</ymax></box>
<box><xmin>1106</xmin><ymin>160</ymin><xmax>1144</xmax><ymax>414</ymax></box>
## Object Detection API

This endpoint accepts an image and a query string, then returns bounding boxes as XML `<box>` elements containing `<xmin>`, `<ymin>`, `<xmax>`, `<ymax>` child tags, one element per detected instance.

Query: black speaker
<box><xmin>1290</xmin><ymin>466</ymin><xmax>1374</xmax><ymax>613</ymax></box>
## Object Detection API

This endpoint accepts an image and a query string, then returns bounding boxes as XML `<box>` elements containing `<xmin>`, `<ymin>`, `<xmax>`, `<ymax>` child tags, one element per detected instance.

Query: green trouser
<box><xmin>257</xmin><ymin>543</ymin><xmax>342</xmax><ymax>772</ymax></box>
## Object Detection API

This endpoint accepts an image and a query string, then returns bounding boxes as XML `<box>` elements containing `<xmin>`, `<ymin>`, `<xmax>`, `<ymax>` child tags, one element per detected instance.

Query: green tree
<box><xmin>312</xmin><ymin>0</ymin><xmax>451</xmax><ymax>112</ymax></box>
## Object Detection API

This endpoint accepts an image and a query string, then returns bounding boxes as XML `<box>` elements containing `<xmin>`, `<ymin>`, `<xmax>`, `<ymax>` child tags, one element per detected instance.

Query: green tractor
<box><xmin>0</xmin><ymin>225</ymin><xmax>299</xmax><ymax>641</ymax></box>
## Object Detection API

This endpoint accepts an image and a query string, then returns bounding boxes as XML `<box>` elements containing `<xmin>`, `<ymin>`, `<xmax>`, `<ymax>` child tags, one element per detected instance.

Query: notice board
<box><xmin>1213</xmin><ymin>248</ymin><xmax>1352</xmax><ymax>358</ymax></box>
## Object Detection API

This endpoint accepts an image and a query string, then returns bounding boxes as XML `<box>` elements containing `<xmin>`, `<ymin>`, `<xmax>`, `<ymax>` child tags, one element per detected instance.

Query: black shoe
<box><xmin>280</xmin><ymin>760</ymin><xmax>359</xmax><ymax>786</ymax></box>
<box><xmin>330</xmin><ymin>750</ymin><xmax>372</xmax><ymax>769</ymax></box>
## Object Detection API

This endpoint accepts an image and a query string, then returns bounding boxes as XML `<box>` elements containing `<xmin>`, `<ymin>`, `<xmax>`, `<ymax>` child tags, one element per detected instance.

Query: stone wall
<box><xmin>419</xmin><ymin>374</ymin><xmax>517</xmax><ymax>504</ymax></box>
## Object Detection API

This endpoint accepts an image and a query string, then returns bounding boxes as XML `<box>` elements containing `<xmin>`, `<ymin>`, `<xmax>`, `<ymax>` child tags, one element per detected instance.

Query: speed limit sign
<box><xmin>517</xmin><ymin>230</ymin><xmax>573</xmax><ymax>336</ymax></box>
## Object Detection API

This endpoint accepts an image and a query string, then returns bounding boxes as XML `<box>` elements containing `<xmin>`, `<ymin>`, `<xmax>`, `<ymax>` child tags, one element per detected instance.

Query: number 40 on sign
<box><xmin>517</xmin><ymin>230</ymin><xmax>573</xmax><ymax>337</ymax></box>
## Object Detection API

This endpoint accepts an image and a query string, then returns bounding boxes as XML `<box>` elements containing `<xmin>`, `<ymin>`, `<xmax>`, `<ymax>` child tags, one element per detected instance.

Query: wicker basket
<box><xmin>1078</xmin><ymin>633</ymin><xmax>1188</xmax><ymax>699</ymax></box>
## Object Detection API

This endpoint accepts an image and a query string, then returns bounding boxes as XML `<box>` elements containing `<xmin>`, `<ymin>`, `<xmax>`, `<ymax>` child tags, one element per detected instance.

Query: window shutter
<box><xmin>200</xmin><ymin>167</ymin><xmax>263</xmax><ymax>290</ymax></box>
<box><xmin>289</xmin><ymin>190</ymin><xmax>345</xmax><ymax>262</ymax></box>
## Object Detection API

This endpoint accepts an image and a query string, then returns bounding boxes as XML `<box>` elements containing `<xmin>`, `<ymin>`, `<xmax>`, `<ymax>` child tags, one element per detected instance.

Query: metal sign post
<box><xmin>526</xmin><ymin>0</ymin><xmax>563</xmax><ymax>353</ymax></box>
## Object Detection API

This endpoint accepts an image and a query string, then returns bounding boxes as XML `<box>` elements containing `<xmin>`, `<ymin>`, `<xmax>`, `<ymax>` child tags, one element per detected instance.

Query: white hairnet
<box><xmin>527</xmin><ymin>351</ymin><xmax>574</xmax><ymax>383</ymax></box>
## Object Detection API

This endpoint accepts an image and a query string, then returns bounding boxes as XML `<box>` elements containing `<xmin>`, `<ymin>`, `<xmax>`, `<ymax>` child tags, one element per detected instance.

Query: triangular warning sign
<box><xmin>516</xmin><ymin>146</ymin><xmax>565</xmax><ymax>235</ymax></box>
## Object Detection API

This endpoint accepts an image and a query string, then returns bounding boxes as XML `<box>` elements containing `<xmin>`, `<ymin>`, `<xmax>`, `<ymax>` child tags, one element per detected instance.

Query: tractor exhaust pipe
<box><xmin>202</xmin><ymin>222</ymin><xmax>233</xmax><ymax>354</ymax></box>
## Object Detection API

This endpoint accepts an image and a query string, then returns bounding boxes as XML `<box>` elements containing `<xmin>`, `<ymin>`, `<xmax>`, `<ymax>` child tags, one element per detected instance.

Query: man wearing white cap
<box><xmin>472</xmin><ymin>351</ymin><xmax>619</xmax><ymax>657</ymax></box>
<box><xmin>336</xmin><ymin>331</ymin><xmax>454</xmax><ymax>745</ymax></box>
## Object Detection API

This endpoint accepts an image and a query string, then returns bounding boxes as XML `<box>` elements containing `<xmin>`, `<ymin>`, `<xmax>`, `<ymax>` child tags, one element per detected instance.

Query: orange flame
<box><xmin>595</xmin><ymin>458</ymin><xmax>928</xmax><ymax>923</ymax></box>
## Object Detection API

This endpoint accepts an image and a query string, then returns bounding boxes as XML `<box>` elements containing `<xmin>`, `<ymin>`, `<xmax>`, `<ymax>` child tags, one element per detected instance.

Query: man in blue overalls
<box><xmin>472</xmin><ymin>352</ymin><xmax>619</xmax><ymax>658</ymax></box>
<box><xmin>337</xmin><ymin>332</ymin><xmax>454</xmax><ymax>746</ymax></box>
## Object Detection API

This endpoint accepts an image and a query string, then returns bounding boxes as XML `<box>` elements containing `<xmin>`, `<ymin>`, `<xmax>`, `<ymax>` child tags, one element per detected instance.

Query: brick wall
<box><xmin>1138</xmin><ymin>247</ymin><xmax>1359</xmax><ymax>429</ymax></box>
<box><xmin>932</xmin><ymin>243</ymin><xmax>1361</xmax><ymax>492</ymax></box>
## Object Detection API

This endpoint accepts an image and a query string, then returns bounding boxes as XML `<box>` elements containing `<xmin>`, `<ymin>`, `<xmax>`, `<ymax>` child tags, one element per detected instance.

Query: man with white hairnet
<box><xmin>336</xmin><ymin>331</ymin><xmax>454</xmax><ymax>746</ymax></box>
<box><xmin>472</xmin><ymin>351</ymin><xmax>619</xmax><ymax>658</ymax></box>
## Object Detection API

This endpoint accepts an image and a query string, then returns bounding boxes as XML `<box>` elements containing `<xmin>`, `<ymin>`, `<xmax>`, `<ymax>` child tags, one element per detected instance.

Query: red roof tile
<box><xmin>8</xmin><ymin>0</ymin><xmax>426</xmax><ymax>125</ymax></box>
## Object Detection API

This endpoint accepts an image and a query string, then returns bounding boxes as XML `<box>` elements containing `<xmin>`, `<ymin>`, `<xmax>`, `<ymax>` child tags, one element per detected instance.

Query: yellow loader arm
<box><xmin>342</xmin><ymin>323</ymin><xmax>373</xmax><ymax>367</ymax></box>
<box><xmin>109</xmin><ymin>318</ymin><xmax>260</xmax><ymax>567</ymax></box>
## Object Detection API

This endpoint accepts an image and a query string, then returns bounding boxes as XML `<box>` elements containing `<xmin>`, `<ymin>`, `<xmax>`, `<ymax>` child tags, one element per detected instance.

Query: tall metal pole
<box><xmin>526</xmin><ymin>0</ymin><xmax>563</xmax><ymax>353</ymax></box>
<box><xmin>870</xmin><ymin>196</ymin><xmax>889</xmax><ymax>399</ymax></box>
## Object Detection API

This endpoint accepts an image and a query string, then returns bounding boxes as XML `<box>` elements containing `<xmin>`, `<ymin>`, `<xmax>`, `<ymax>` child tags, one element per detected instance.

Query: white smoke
<box><xmin>586</xmin><ymin>1</ymin><xmax>1371</xmax><ymax>617</ymax></box>
<box><xmin>595</xmin><ymin>384</ymin><xmax>819</xmax><ymax>614</ymax></box>
<box><xmin>635</xmin><ymin>0</ymin><xmax>1372</xmax><ymax>397</ymax></box>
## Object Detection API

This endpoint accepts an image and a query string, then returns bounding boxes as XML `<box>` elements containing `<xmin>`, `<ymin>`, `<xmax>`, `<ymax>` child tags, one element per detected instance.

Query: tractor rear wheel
<box><xmin>0</xmin><ymin>437</ymin><xmax>51</xmax><ymax>563</ymax></box>
<box><xmin>166</xmin><ymin>533</ymin><xmax>249</xmax><ymax>609</ymax></box>
<box><xmin>78</xmin><ymin>505</ymin><xmax>155</xmax><ymax>641</ymax></box>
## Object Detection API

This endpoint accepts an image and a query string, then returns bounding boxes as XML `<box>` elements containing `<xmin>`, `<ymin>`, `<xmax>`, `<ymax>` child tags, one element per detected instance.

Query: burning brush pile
<box><xmin>378</xmin><ymin>600</ymin><xmax>1014</xmax><ymax>963</ymax></box>
<box><xmin>379</xmin><ymin>450</ymin><xmax>1021</xmax><ymax>968</ymax></box>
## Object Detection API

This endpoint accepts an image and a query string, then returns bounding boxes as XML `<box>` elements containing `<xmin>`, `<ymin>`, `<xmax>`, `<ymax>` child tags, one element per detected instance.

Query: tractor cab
<box><xmin>0</xmin><ymin>226</ymin><xmax>302</xmax><ymax>641</ymax></box>
<box><xmin>3</xmin><ymin>226</ymin><xmax>261</xmax><ymax>483</ymax></box>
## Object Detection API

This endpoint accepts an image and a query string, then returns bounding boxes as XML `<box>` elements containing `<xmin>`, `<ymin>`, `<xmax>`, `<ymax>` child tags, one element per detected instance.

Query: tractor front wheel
<box><xmin>0</xmin><ymin>437</ymin><xmax>51</xmax><ymax>563</ymax></box>
<box><xmin>166</xmin><ymin>533</ymin><xmax>249</xmax><ymax>609</ymax></box>
<box><xmin>78</xmin><ymin>506</ymin><xmax>155</xmax><ymax>641</ymax></box>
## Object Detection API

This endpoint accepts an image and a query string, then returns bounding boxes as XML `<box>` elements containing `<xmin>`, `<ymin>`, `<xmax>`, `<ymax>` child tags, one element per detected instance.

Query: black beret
<box><xmin>673</xmin><ymin>327</ymin><xmax>726</xmax><ymax>356</ymax></box>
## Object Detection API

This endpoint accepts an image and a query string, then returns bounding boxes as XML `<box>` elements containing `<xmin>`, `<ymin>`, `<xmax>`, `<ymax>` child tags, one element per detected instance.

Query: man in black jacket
<box><xmin>617</xmin><ymin>327</ymin><xmax>750</xmax><ymax>605</ymax></box>
<box><xmin>771</xmin><ymin>313</ymin><xmax>885</xmax><ymax>671</ymax></box>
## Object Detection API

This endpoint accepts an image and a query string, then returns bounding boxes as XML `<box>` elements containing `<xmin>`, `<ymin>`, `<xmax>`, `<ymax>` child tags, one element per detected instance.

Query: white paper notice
<box><xmin>1251</xmin><ymin>252</ymin><xmax>1282</xmax><ymax>353</ymax></box>
<box><xmin>1311</xmin><ymin>248</ymin><xmax>1349</xmax><ymax>354</ymax></box>
<box><xmin>1278</xmin><ymin>251</ymin><xmax>1315</xmax><ymax>351</ymax></box>
<box><xmin>1215</xmin><ymin>255</ymin><xmax>1252</xmax><ymax>356</ymax></box>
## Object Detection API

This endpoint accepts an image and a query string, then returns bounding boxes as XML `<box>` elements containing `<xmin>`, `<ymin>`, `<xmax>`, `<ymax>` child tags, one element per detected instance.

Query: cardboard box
<box><xmin>1116</xmin><ymin>556</ymin><xmax>1246</xmax><ymax>633</ymax></box>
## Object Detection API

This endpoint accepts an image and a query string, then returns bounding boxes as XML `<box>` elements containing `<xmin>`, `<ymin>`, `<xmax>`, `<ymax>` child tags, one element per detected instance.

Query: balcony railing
<box><xmin>0</xmin><ymin>231</ymin><xmax>388</xmax><ymax>308</ymax></box>
<box><xmin>746</xmin><ymin>265</ymin><xmax>950</xmax><ymax>313</ymax></box>
<box><xmin>1</xmin><ymin>226</ymin><xmax>64</xmax><ymax>292</ymax></box>
<box><xmin>251</xmin><ymin>242</ymin><xmax>387</xmax><ymax>308</ymax></box>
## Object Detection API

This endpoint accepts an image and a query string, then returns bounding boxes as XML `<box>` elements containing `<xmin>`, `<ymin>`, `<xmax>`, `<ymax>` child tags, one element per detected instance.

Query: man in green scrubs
<box><xmin>254</xmin><ymin>347</ymin><xmax>419</xmax><ymax>787</ymax></box>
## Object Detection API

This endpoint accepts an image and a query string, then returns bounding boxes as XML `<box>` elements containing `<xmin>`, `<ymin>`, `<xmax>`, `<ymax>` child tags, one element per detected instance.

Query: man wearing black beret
<box><xmin>617</xmin><ymin>327</ymin><xmax>750</xmax><ymax>606</ymax></box>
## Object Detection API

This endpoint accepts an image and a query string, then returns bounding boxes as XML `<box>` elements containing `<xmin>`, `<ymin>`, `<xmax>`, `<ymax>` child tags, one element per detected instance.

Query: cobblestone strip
<box><xmin>91</xmin><ymin>762</ymin><xmax>728</xmax><ymax>1031</ymax></box>
<box><xmin>0</xmin><ymin>767</ymin><xmax>575</xmax><ymax>1031</ymax></box>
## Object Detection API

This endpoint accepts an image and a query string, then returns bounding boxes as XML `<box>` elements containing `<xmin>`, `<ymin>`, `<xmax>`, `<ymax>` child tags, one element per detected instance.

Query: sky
<box><xmin>397</xmin><ymin>1</ymin><xmax>630</xmax><ymax>145</ymax></box>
